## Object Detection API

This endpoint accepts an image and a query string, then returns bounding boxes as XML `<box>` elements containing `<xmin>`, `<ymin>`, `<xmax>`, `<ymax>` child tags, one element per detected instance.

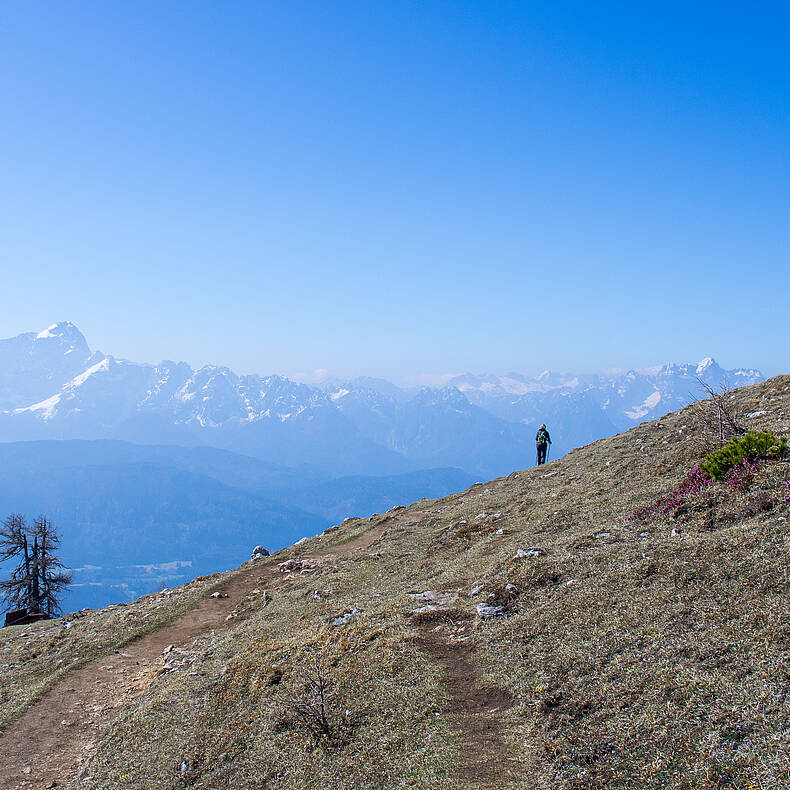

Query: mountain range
<box><xmin>0</xmin><ymin>322</ymin><xmax>763</xmax><ymax>478</ymax></box>
<box><xmin>0</xmin><ymin>322</ymin><xmax>764</xmax><ymax>611</ymax></box>
<box><xmin>3</xmin><ymin>375</ymin><xmax>789</xmax><ymax>788</ymax></box>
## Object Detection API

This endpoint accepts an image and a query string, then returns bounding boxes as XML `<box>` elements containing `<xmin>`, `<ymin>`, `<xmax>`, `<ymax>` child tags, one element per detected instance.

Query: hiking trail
<box><xmin>415</xmin><ymin>616</ymin><xmax>519</xmax><ymax>788</ymax></box>
<box><xmin>0</xmin><ymin>525</ymin><xmax>387</xmax><ymax>790</ymax></box>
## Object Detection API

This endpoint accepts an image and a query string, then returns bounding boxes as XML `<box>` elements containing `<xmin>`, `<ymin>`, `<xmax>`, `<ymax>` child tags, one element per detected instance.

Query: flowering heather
<box><xmin>724</xmin><ymin>457</ymin><xmax>760</xmax><ymax>493</ymax></box>
<box><xmin>785</xmin><ymin>479</ymin><xmax>790</xmax><ymax>502</ymax></box>
<box><xmin>628</xmin><ymin>466</ymin><xmax>712</xmax><ymax>524</ymax></box>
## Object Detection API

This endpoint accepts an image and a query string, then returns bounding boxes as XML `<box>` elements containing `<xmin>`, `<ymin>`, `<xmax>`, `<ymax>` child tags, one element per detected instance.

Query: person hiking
<box><xmin>536</xmin><ymin>424</ymin><xmax>551</xmax><ymax>465</ymax></box>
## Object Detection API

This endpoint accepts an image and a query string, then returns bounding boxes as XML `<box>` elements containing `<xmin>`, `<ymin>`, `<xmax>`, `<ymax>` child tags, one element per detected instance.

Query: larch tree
<box><xmin>0</xmin><ymin>514</ymin><xmax>72</xmax><ymax>617</ymax></box>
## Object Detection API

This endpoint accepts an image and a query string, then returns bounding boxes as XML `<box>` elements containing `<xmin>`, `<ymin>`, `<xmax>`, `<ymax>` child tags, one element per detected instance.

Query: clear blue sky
<box><xmin>1</xmin><ymin>2</ymin><xmax>787</xmax><ymax>381</ymax></box>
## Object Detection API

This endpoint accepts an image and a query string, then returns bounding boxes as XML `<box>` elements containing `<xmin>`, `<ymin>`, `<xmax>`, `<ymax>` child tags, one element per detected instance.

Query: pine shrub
<box><xmin>700</xmin><ymin>430</ymin><xmax>788</xmax><ymax>480</ymax></box>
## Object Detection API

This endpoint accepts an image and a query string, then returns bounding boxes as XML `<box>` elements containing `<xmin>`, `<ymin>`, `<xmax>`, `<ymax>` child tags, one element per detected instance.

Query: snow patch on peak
<box><xmin>330</xmin><ymin>388</ymin><xmax>350</xmax><ymax>401</ymax></box>
<box><xmin>696</xmin><ymin>357</ymin><xmax>717</xmax><ymax>374</ymax></box>
<box><xmin>70</xmin><ymin>357</ymin><xmax>110</xmax><ymax>386</ymax></box>
<box><xmin>35</xmin><ymin>324</ymin><xmax>60</xmax><ymax>340</ymax></box>
<box><xmin>35</xmin><ymin>320</ymin><xmax>83</xmax><ymax>340</ymax></box>
<box><xmin>12</xmin><ymin>392</ymin><xmax>62</xmax><ymax>420</ymax></box>
<box><xmin>625</xmin><ymin>390</ymin><xmax>662</xmax><ymax>420</ymax></box>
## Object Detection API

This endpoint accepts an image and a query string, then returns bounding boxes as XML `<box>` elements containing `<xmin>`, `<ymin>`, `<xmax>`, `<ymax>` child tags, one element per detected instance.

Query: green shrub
<box><xmin>701</xmin><ymin>430</ymin><xmax>788</xmax><ymax>480</ymax></box>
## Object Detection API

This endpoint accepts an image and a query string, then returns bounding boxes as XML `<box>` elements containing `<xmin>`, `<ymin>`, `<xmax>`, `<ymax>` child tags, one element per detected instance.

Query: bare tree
<box><xmin>32</xmin><ymin>516</ymin><xmax>72</xmax><ymax>617</ymax></box>
<box><xmin>282</xmin><ymin>655</ymin><xmax>355</xmax><ymax>747</ymax></box>
<box><xmin>0</xmin><ymin>514</ymin><xmax>71</xmax><ymax>617</ymax></box>
<box><xmin>288</xmin><ymin>657</ymin><xmax>334</xmax><ymax>741</ymax></box>
<box><xmin>0</xmin><ymin>514</ymin><xmax>33</xmax><ymax>611</ymax></box>
<box><xmin>688</xmin><ymin>376</ymin><xmax>745</xmax><ymax>451</ymax></box>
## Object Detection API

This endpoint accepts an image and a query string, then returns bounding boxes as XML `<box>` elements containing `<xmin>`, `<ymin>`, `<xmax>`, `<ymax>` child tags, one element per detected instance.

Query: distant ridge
<box><xmin>0</xmin><ymin>322</ymin><xmax>763</xmax><ymax>477</ymax></box>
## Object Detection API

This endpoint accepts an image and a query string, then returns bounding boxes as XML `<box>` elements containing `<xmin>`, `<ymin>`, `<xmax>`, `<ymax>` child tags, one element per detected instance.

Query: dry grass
<box><xmin>0</xmin><ymin>568</ymin><xmax>245</xmax><ymax>729</ymax></box>
<box><xmin>4</xmin><ymin>375</ymin><xmax>790</xmax><ymax>788</ymax></box>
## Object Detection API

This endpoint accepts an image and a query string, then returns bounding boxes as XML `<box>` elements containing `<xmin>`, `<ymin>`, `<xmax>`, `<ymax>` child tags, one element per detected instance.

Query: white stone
<box><xmin>513</xmin><ymin>548</ymin><xmax>544</xmax><ymax>560</ymax></box>
<box><xmin>331</xmin><ymin>608</ymin><xmax>361</xmax><ymax>626</ymax></box>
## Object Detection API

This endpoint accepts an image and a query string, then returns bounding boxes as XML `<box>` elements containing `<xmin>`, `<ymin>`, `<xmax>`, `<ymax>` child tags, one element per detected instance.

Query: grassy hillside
<box><xmin>1</xmin><ymin>375</ymin><xmax>789</xmax><ymax>789</ymax></box>
<box><xmin>290</xmin><ymin>467</ymin><xmax>477</xmax><ymax>522</ymax></box>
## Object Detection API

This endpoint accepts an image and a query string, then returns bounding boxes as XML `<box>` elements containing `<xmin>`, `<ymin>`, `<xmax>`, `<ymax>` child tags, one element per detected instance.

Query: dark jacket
<box><xmin>536</xmin><ymin>428</ymin><xmax>551</xmax><ymax>445</ymax></box>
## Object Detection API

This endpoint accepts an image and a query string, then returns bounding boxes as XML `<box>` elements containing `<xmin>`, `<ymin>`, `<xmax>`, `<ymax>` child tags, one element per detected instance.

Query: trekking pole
<box><xmin>546</xmin><ymin>444</ymin><xmax>551</xmax><ymax>463</ymax></box>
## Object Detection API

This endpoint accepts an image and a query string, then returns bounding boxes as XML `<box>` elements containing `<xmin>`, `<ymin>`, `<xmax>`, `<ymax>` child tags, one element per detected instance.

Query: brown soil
<box><xmin>0</xmin><ymin>524</ymin><xmax>387</xmax><ymax>790</ymax></box>
<box><xmin>415</xmin><ymin>624</ymin><xmax>518</xmax><ymax>788</ymax></box>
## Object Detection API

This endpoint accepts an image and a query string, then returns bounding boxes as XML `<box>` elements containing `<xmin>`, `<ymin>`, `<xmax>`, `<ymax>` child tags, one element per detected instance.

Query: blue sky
<box><xmin>1</xmin><ymin>2</ymin><xmax>787</xmax><ymax>381</ymax></box>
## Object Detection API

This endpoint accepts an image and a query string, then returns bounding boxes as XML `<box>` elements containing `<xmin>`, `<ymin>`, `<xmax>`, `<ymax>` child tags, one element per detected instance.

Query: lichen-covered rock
<box><xmin>250</xmin><ymin>546</ymin><xmax>270</xmax><ymax>560</ymax></box>
<box><xmin>331</xmin><ymin>608</ymin><xmax>361</xmax><ymax>626</ymax></box>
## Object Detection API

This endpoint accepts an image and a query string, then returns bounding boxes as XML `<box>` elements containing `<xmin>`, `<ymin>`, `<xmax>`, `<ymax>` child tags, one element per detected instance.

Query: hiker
<box><xmin>536</xmin><ymin>424</ymin><xmax>551</xmax><ymax>465</ymax></box>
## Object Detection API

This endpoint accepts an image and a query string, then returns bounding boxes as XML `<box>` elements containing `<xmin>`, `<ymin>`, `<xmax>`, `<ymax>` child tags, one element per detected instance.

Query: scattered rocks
<box><xmin>745</xmin><ymin>410</ymin><xmax>770</xmax><ymax>419</ymax></box>
<box><xmin>469</xmin><ymin>584</ymin><xmax>485</xmax><ymax>597</ymax></box>
<box><xmin>277</xmin><ymin>558</ymin><xmax>319</xmax><ymax>574</ymax></box>
<box><xmin>159</xmin><ymin>646</ymin><xmax>198</xmax><ymax>674</ymax></box>
<box><xmin>209</xmin><ymin>592</ymin><xmax>228</xmax><ymax>599</ymax></box>
<box><xmin>250</xmin><ymin>546</ymin><xmax>270</xmax><ymax>560</ymax></box>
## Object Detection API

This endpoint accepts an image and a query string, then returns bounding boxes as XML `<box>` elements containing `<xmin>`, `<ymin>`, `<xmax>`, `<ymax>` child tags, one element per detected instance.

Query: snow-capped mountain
<box><xmin>0</xmin><ymin>321</ymin><xmax>96</xmax><ymax>410</ymax></box>
<box><xmin>0</xmin><ymin>323</ymin><xmax>764</xmax><ymax>477</ymax></box>
<box><xmin>450</xmin><ymin>358</ymin><xmax>763</xmax><ymax>431</ymax></box>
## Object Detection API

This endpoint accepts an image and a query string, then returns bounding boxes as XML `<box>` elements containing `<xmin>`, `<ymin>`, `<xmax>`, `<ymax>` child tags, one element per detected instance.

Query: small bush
<box><xmin>279</xmin><ymin>657</ymin><xmax>354</xmax><ymax>749</ymax></box>
<box><xmin>700</xmin><ymin>431</ymin><xmax>787</xmax><ymax>480</ymax></box>
<box><xmin>628</xmin><ymin>466</ymin><xmax>713</xmax><ymax>524</ymax></box>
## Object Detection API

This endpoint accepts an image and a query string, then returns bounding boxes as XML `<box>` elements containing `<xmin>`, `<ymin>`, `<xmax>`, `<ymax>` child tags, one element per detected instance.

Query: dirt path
<box><xmin>0</xmin><ymin>524</ymin><xmax>387</xmax><ymax>790</ymax></box>
<box><xmin>415</xmin><ymin>618</ymin><xmax>519</xmax><ymax>788</ymax></box>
